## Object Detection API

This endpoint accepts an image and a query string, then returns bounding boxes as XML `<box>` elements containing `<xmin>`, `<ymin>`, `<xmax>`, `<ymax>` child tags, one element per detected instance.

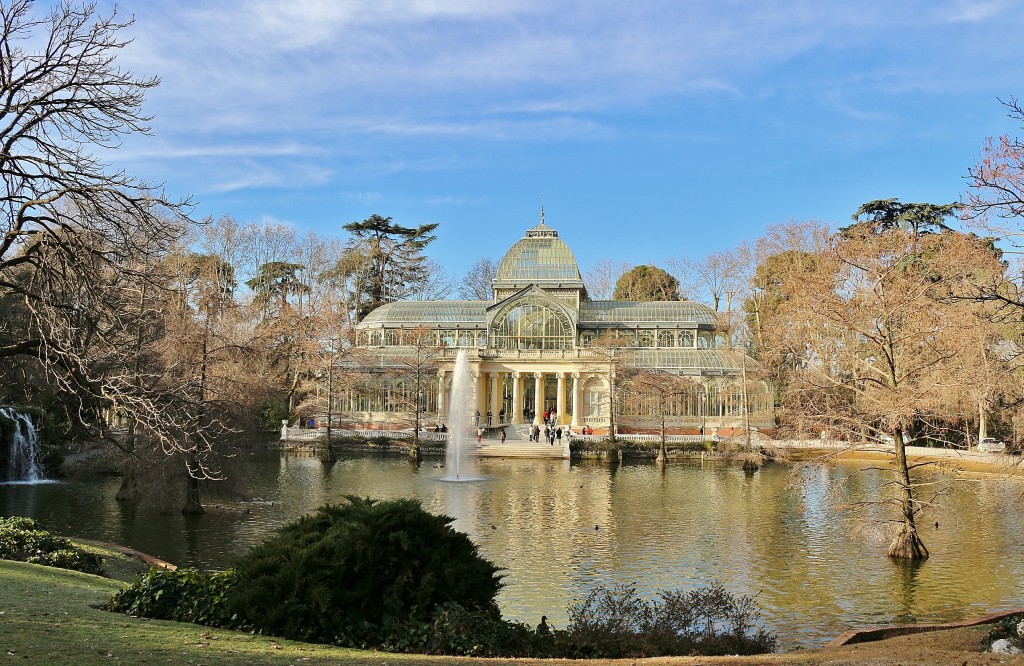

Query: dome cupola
<box><xmin>492</xmin><ymin>208</ymin><xmax>585</xmax><ymax>296</ymax></box>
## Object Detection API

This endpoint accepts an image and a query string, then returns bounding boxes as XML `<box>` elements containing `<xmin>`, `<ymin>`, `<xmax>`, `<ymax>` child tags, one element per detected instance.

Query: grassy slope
<box><xmin>0</xmin><ymin>559</ymin><xmax>1016</xmax><ymax>666</ymax></box>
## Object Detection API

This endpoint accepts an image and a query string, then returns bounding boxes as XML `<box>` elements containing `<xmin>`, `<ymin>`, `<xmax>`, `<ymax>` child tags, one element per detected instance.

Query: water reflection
<box><xmin>2</xmin><ymin>453</ymin><xmax>1023</xmax><ymax>648</ymax></box>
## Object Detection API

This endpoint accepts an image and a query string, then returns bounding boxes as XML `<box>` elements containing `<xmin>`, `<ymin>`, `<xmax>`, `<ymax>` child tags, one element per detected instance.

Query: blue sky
<box><xmin>103</xmin><ymin>0</ymin><xmax>1024</xmax><ymax>279</ymax></box>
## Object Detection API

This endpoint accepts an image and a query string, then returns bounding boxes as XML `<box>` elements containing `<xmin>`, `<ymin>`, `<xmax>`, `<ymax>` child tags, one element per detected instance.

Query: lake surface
<box><xmin>3</xmin><ymin>452</ymin><xmax>1024</xmax><ymax>648</ymax></box>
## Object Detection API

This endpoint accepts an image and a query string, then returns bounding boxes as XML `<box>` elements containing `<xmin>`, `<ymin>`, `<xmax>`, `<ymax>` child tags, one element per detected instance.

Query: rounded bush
<box><xmin>0</xmin><ymin>516</ymin><xmax>103</xmax><ymax>575</ymax></box>
<box><xmin>228</xmin><ymin>496</ymin><xmax>503</xmax><ymax>645</ymax></box>
<box><xmin>107</xmin><ymin>567</ymin><xmax>240</xmax><ymax>627</ymax></box>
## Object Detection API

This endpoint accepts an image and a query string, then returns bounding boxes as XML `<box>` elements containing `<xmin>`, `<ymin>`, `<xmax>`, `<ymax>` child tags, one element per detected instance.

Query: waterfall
<box><xmin>1</xmin><ymin>407</ymin><xmax>44</xmax><ymax>483</ymax></box>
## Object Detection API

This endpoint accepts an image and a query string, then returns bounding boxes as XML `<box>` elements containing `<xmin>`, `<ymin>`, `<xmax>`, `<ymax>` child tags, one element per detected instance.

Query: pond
<box><xmin>3</xmin><ymin>452</ymin><xmax>1024</xmax><ymax>649</ymax></box>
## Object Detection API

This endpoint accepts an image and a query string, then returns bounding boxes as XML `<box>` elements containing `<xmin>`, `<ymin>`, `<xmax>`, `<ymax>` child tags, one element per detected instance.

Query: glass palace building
<box><xmin>343</xmin><ymin>218</ymin><xmax>773</xmax><ymax>434</ymax></box>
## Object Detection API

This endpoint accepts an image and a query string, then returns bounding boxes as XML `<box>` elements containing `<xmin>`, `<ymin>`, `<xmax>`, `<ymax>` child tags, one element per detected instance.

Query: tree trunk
<box><xmin>978</xmin><ymin>399</ymin><xmax>988</xmax><ymax>442</ymax></box>
<box><xmin>656</xmin><ymin>408</ymin><xmax>667</xmax><ymax>465</ymax></box>
<box><xmin>182</xmin><ymin>472</ymin><xmax>204</xmax><ymax>515</ymax></box>
<box><xmin>115</xmin><ymin>467</ymin><xmax>139</xmax><ymax>501</ymax></box>
<box><xmin>887</xmin><ymin>428</ymin><xmax>928</xmax><ymax>560</ymax></box>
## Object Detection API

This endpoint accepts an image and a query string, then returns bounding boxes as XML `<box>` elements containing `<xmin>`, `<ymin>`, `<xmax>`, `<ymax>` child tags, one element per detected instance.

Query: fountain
<box><xmin>439</xmin><ymin>349</ymin><xmax>482</xmax><ymax>481</ymax></box>
<box><xmin>0</xmin><ymin>407</ymin><xmax>45</xmax><ymax>483</ymax></box>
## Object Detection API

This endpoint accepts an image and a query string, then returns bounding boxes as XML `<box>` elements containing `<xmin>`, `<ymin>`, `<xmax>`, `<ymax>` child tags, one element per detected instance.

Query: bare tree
<box><xmin>965</xmin><ymin>97</ymin><xmax>1024</xmax><ymax>234</ymax></box>
<box><xmin>381</xmin><ymin>326</ymin><xmax>446</xmax><ymax>462</ymax></box>
<box><xmin>459</xmin><ymin>257</ymin><xmax>497</xmax><ymax>300</ymax></box>
<box><xmin>584</xmin><ymin>259</ymin><xmax>632</xmax><ymax>300</ymax></box>
<box><xmin>667</xmin><ymin>245</ymin><xmax>752</xmax><ymax>312</ymax></box>
<box><xmin>0</xmin><ymin>3</ymin><xmax>235</xmax><ymax>484</ymax></box>
<box><xmin>584</xmin><ymin>331</ymin><xmax>635</xmax><ymax>444</ymax></box>
<box><xmin>623</xmin><ymin>370</ymin><xmax>697</xmax><ymax>464</ymax></box>
<box><xmin>409</xmin><ymin>258</ymin><xmax>455</xmax><ymax>301</ymax></box>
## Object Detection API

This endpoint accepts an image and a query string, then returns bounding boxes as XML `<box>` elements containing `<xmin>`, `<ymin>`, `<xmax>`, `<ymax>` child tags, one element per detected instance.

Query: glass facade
<box><xmin>491</xmin><ymin>300</ymin><xmax>575</xmax><ymax>350</ymax></box>
<box><xmin>342</xmin><ymin>219</ymin><xmax>772</xmax><ymax>430</ymax></box>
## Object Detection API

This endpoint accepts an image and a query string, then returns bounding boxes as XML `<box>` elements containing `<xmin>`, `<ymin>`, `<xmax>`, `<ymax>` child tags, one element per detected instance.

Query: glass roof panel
<box><xmin>627</xmin><ymin>349</ymin><xmax>757</xmax><ymax>372</ymax></box>
<box><xmin>580</xmin><ymin>301</ymin><xmax>718</xmax><ymax>325</ymax></box>
<box><xmin>359</xmin><ymin>301</ymin><xmax>488</xmax><ymax>326</ymax></box>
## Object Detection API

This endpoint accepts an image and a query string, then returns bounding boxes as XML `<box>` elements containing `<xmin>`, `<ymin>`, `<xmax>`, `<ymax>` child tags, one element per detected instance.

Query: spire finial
<box><xmin>540</xmin><ymin>194</ymin><xmax>545</xmax><ymax>225</ymax></box>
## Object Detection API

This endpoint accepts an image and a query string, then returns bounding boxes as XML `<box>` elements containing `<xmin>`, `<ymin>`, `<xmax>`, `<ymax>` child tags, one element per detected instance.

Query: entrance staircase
<box><xmin>474</xmin><ymin>422</ymin><xmax>569</xmax><ymax>459</ymax></box>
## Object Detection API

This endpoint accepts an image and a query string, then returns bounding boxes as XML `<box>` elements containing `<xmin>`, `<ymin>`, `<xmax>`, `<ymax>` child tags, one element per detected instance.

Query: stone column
<box><xmin>556</xmin><ymin>372</ymin><xmax>566</xmax><ymax>425</ymax></box>
<box><xmin>534</xmin><ymin>372</ymin><xmax>544</xmax><ymax>425</ymax></box>
<box><xmin>571</xmin><ymin>372</ymin><xmax>581</xmax><ymax>428</ymax></box>
<box><xmin>512</xmin><ymin>372</ymin><xmax>523</xmax><ymax>424</ymax></box>
<box><xmin>490</xmin><ymin>372</ymin><xmax>502</xmax><ymax>423</ymax></box>
<box><xmin>474</xmin><ymin>372</ymin><xmax>487</xmax><ymax>425</ymax></box>
<box><xmin>436</xmin><ymin>370</ymin><xmax>446</xmax><ymax>424</ymax></box>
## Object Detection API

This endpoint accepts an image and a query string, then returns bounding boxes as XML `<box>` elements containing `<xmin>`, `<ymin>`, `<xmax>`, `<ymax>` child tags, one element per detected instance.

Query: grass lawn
<box><xmin>0</xmin><ymin>557</ymin><xmax>1015</xmax><ymax>666</ymax></box>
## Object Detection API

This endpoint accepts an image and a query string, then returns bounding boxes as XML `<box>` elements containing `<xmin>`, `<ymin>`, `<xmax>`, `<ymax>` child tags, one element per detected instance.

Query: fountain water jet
<box><xmin>439</xmin><ymin>349</ymin><xmax>483</xmax><ymax>482</ymax></box>
<box><xmin>1</xmin><ymin>407</ymin><xmax>45</xmax><ymax>484</ymax></box>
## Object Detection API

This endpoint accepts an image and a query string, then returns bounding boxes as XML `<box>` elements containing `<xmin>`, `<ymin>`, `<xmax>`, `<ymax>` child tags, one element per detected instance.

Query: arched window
<box><xmin>491</xmin><ymin>299</ymin><xmax>574</xmax><ymax>350</ymax></box>
<box><xmin>384</xmin><ymin>329</ymin><xmax>399</xmax><ymax>346</ymax></box>
<box><xmin>580</xmin><ymin>331</ymin><xmax>596</xmax><ymax>347</ymax></box>
<box><xmin>680</xmin><ymin>330</ymin><xmax>695</xmax><ymax>348</ymax></box>
<box><xmin>637</xmin><ymin>330</ymin><xmax>655</xmax><ymax>347</ymax></box>
<box><xmin>658</xmin><ymin>331</ymin><xmax>675</xmax><ymax>348</ymax></box>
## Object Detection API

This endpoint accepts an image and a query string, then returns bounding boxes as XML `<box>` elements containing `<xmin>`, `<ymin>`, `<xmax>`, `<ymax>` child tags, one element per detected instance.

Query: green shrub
<box><xmin>106</xmin><ymin>567</ymin><xmax>241</xmax><ymax>628</ymax></box>
<box><xmin>559</xmin><ymin>582</ymin><xmax>777</xmax><ymax>658</ymax></box>
<box><xmin>382</xmin><ymin>602</ymin><xmax>544</xmax><ymax>657</ymax></box>
<box><xmin>227</xmin><ymin>496</ymin><xmax>503</xmax><ymax>646</ymax></box>
<box><xmin>0</xmin><ymin>516</ymin><xmax>103</xmax><ymax>575</ymax></box>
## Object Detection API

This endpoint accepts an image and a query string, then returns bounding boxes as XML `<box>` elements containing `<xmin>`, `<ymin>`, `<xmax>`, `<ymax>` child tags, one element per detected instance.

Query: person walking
<box><xmin>477</xmin><ymin>427</ymin><xmax>483</xmax><ymax>444</ymax></box>
<box><xmin>500</xmin><ymin>428</ymin><xmax>506</xmax><ymax>444</ymax></box>
<box><xmin>556</xmin><ymin>427</ymin><xmax>563</xmax><ymax>445</ymax></box>
<box><xmin>475</xmin><ymin>409</ymin><xmax>480</xmax><ymax>426</ymax></box>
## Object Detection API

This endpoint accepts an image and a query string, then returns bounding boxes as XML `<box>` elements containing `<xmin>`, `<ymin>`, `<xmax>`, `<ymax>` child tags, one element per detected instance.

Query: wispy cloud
<box><xmin>823</xmin><ymin>90</ymin><xmax>889</xmax><ymax>122</ymax></box>
<box><xmin>105</xmin><ymin>0</ymin><xmax>1024</xmax><ymax>193</ymax></box>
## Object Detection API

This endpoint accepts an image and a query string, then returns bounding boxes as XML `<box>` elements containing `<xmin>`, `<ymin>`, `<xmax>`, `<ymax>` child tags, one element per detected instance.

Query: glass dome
<box><xmin>493</xmin><ymin>221</ymin><xmax>584</xmax><ymax>286</ymax></box>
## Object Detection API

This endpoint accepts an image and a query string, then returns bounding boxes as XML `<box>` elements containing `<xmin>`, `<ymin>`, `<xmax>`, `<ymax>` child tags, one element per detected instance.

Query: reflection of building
<box><xmin>341</xmin><ymin>215</ymin><xmax>772</xmax><ymax>434</ymax></box>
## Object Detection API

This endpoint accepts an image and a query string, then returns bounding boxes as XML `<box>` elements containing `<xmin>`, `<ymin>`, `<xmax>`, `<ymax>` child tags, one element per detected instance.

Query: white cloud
<box><xmin>102</xmin><ymin>0</ymin><xmax>1024</xmax><ymax>186</ymax></box>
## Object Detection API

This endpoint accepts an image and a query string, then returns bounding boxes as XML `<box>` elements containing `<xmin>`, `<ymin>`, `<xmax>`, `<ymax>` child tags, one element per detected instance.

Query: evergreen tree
<box><xmin>341</xmin><ymin>215</ymin><xmax>439</xmax><ymax>320</ymax></box>
<box><xmin>612</xmin><ymin>265</ymin><xmax>680</xmax><ymax>301</ymax></box>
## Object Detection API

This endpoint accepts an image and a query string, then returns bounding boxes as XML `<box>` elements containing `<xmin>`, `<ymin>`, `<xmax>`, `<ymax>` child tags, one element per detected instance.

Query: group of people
<box><xmin>475</xmin><ymin>408</ymin><xmax>507</xmax><ymax>427</ymax></box>
<box><xmin>529</xmin><ymin>423</ymin><xmax>563</xmax><ymax>445</ymax></box>
<box><xmin>432</xmin><ymin>423</ymin><xmax>448</xmax><ymax>433</ymax></box>
<box><xmin>542</xmin><ymin>408</ymin><xmax>557</xmax><ymax>426</ymax></box>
